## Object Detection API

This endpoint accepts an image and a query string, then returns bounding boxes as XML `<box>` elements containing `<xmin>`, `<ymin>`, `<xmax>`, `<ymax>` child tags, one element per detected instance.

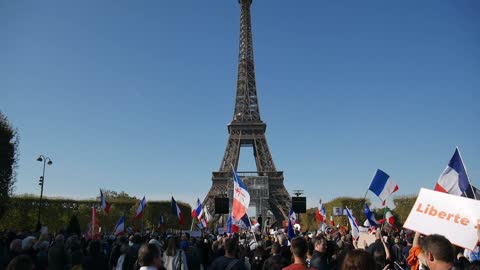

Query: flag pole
<box><xmin>91</xmin><ymin>207</ymin><xmax>95</xmax><ymax>240</ymax></box>
<box><xmin>456</xmin><ymin>146</ymin><xmax>477</xmax><ymax>200</ymax></box>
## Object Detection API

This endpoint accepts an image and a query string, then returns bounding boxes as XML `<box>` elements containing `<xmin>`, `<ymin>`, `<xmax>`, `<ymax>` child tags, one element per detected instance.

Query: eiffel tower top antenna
<box><xmin>232</xmin><ymin>0</ymin><xmax>261</xmax><ymax>124</ymax></box>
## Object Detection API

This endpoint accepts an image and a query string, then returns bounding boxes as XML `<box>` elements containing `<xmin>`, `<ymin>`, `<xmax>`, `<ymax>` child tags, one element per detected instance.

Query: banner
<box><xmin>333</xmin><ymin>207</ymin><xmax>343</xmax><ymax>216</ymax></box>
<box><xmin>403</xmin><ymin>188</ymin><xmax>480</xmax><ymax>250</ymax></box>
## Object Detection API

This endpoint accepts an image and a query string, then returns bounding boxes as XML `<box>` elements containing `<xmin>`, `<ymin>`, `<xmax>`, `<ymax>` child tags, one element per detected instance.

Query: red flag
<box><xmin>330</xmin><ymin>215</ymin><xmax>335</xmax><ymax>227</ymax></box>
<box><xmin>315</xmin><ymin>199</ymin><xmax>326</xmax><ymax>224</ymax></box>
<box><xmin>86</xmin><ymin>207</ymin><xmax>100</xmax><ymax>240</ymax></box>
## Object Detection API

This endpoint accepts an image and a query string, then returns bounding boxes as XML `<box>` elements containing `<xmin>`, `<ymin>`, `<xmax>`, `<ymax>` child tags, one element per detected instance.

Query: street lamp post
<box><xmin>36</xmin><ymin>155</ymin><xmax>52</xmax><ymax>231</ymax></box>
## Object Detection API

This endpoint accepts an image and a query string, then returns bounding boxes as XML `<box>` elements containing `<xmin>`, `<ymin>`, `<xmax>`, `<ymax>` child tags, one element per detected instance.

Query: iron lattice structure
<box><xmin>204</xmin><ymin>0</ymin><xmax>291</xmax><ymax>222</ymax></box>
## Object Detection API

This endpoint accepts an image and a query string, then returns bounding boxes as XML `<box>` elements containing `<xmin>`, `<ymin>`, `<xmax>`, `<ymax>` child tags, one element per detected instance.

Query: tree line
<box><xmin>0</xmin><ymin>190</ymin><xmax>193</xmax><ymax>233</ymax></box>
<box><xmin>0</xmin><ymin>191</ymin><xmax>417</xmax><ymax>233</ymax></box>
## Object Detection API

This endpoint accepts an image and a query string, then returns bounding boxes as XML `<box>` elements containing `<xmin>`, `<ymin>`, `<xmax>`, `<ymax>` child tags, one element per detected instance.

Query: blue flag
<box><xmin>287</xmin><ymin>208</ymin><xmax>296</xmax><ymax>240</ymax></box>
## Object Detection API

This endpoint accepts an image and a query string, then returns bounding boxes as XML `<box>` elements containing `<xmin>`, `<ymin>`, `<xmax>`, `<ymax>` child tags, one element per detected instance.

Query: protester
<box><xmin>208</xmin><ymin>238</ymin><xmax>247</xmax><ymax>270</ymax></box>
<box><xmin>6</xmin><ymin>254</ymin><xmax>34</xmax><ymax>270</ymax></box>
<box><xmin>163</xmin><ymin>236</ymin><xmax>188</xmax><ymax>270</ymax></box>
<box><xmin>138</xmin><ymin>243</ymin><xmax>164</xmax><ymax>270</ymax></box>
<box><xmin>263</xmin><ymin>242</ymin><xmax>289</xmax><ymax>270</ymax></box>
<box><xmin>82</xmin><ymin>240</ymin><xmax>108</xmax><ymax>270</ymax></box>
<box><xmin>282</xmin><ymin>236</ymin><xmax>315</xmax><ymax>270</ymax></box>
<box><xmin>340</xmin><ymin>249</ymin><xmax>376</xmax><ymax>270</ymax></box>
<box><xmin>309</xmin><ymin>236</ymin><xmax>332</xmax><ymax>270</ymax></box>
<box><xmin>48</xmin><ymin>234</ymin><xmax>68</xmax><ymax>270</ymax></box>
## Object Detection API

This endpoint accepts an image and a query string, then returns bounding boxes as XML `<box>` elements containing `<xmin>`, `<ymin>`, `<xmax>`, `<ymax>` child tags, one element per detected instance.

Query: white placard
<box><xmin>333</xmin><ymin>207</ymin><xmax>343</xmax><ymax>216</ymax></box>
<box><xmin>403</xmin><ymin>188</ymin><xmax>480</xmax><ymax>250</ymax></box>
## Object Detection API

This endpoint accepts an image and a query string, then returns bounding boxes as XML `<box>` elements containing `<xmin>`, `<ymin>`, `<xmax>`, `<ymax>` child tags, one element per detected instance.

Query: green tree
<box><xmin>0</xmin><ymin>112</ymin><xmax>19</xmax><ymax>220</ymax></box>
<box><xmin>393</xmin><ymin>195</ymin><xmax>417</xmax><ymax>226</ymax></box>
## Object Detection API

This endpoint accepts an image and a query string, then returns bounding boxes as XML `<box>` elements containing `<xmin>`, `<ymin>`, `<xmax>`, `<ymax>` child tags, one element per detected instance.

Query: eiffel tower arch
<box><xmin>204</xmin><ymin>0</ymin><xmax>291</xmax><ymax>222</ymax></box>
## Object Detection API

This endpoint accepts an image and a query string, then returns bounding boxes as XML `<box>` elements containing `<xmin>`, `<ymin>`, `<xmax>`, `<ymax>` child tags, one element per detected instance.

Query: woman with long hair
<box><xmin>163</xmin><ymin>236</ymin><xmax>188</xmax><ymax>270</ymax></box>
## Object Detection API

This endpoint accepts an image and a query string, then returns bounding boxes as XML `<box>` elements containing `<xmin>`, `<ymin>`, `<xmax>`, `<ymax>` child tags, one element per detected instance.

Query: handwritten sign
<box><xmin>403</xmin><ymin>188</ymin><xmax>480</xmax><ymax>250</ymax></box>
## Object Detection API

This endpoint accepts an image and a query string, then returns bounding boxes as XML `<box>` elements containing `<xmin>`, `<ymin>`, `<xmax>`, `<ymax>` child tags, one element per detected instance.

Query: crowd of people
<box><xmin>1</xmin><ymin>223</ymin><xmax>479</xmax><ymax>270</ymax></box>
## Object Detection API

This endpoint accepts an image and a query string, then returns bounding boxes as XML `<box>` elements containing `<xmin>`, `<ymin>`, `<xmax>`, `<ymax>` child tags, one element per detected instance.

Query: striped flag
<box><xmin>232</xmin><ymin>167</ymin><xmax>250</xmax><ymax>221</ymax></box>
<box><xmin>171</xmin><ymin>197</ymin><xmax>184</xmax><ymax>225</ymax></box>
<box><xmin>113</xmin><ymin>216</ymin><xmax>125</xmax><ymax>236</ymax></box>
<box><xmin>133</xmin><ymin>196</ymin><xmax>146</xmax><ymax>221</ymax></box>
<box><xmin>345</xmin><ymin>207</ymin><xmax>360</xmax><ymax>240</ymax></box>
<box><xmin>368</xmin><ymin>169</ymin><xmax>399</xmax><ymax>205</ymax></box>
<box><xmin>99</xmin><ymin>189</ymin><xmax>111</xmax><ymax>214</ymax></box>
<box><xmin>435</xmin><ymin>147</ymin><xmax>475</xmax><ymax>199</ymax></box>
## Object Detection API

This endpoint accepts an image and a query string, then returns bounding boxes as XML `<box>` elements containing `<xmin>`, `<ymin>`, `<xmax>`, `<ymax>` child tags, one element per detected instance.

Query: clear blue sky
<box><xmin>1</xmin><ymin>0</ymin><xmax>479</xmax><ymax>211</ymax></box>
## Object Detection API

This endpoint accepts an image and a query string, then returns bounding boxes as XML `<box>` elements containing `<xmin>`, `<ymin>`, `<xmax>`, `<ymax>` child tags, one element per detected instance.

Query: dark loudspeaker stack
<box><xmin>292</xmin><ymin>197</ymin><xmax>306</xmax><ymax>213</ymax></box>
<box><xmin>214</xmin><ymin>197</ymin><xmax>229</xmax><ymax>214</ymax></box>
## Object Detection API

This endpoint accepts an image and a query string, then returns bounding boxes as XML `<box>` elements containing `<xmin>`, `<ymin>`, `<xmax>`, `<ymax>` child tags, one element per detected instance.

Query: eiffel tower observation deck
<box><xmin>204</xmin><ymin>0</ymin><xmax>291</xmax><ymax>222</ymax></box>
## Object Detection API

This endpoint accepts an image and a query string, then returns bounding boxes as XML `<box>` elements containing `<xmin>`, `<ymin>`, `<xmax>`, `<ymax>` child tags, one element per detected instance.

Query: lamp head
<box><xmin>47</xmin><ymin>160</ymin><xmax>53</xmax><ymax>165</ymax></box>
<box><xmin>37</xmin><ymin>156</ymin><xmax>43</xmax><ymax>162</ymax></box>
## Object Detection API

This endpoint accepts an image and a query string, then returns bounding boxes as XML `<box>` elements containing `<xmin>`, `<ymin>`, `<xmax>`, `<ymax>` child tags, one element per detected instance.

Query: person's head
<box><xmin>271</xmin><ymin>242</ymin><xmax>280</xmax><ymax>255</ymax></box>
<box><xmin>9</xmin><ymin>239</ymin><xmax>22</xmax><ymax>253</ymax></box>
<box><xmin>290</xmin><ymin>236</ymin><xmax>308</xmax><ymax>259</ymax></box>
<box><xmin>6</xmin><ymin>254</ymin><xmax>33</xmax><ymax>270</ymax></box>
<box><xmin>21</xmin><ymin>236</ymin><xmax>36</xmax><ymax>251</ymax></box>
<box><xmin>166</xmin><ymin>236</ymin><xmax>179</xmax><ymax>256</ymax></box>
<box><xmin>277</xmin><ymin>233</ymin><xmax>287</xmax><ymax>246</ymax></box>
<box><xmin>341</xmin><ymin>249</ymin><xmax>376</xmax><ymax>270</ymax></box>
<box><xmin>224</xmin><ymin>238</ymin><xmax>237</xmax><ymax>257</ymax></box>
<box><xmin>138</xmin><ymin>243</ymin><xmax>162</xmax><ymax>269</ymax></box>
<box><xmin>87</xmin><ymin>240</ymin><xmax>102</xmax><ymax>256</ymax></box>
<box><xmin>394</xmin><ymin>237</ymin><xmax>400</xmax><ymax>245</ymax></box>
<box><xmin>421</xmin><ymin>234</ymin><xmax>454</xmax><ymax>269</ymax></box>
<box><xmin>314</xmin><ymin>236</ymin><xmax>327</xmax><ymax>253</ymax></box>
<box><xmin>55</xmin><ymin>234</ymin><xmax>64</xmax><ymax>244</ymax></box>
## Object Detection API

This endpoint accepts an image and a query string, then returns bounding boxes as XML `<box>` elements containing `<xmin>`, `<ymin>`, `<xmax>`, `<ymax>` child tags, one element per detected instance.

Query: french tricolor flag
<box><xmin>435</xmin><ymin>147</ymin><xmax>475</xmax><ymax>199</ymax></box>
<box><xmin>133</xmin><ymin>196</ymin><xmax>146</xmax><ymax>221</ymax></box>
<box><xmin>171</xmin><ymin>196</ymin><xmax>184</xmax><ymax>225</ymax></box>
<box><xmin>113</xmin><ymin>215</ymin><xmax>125</xmax><ymax>236</ymax></box>
<box><xmin>364</xmin><ymin>204</ymin><xmax>379</xmax><ymax>227</ymax></box>
<box><xmin>99</xmin><ymin>189</ymin><xmax>111</xmax><ymax>214</ymax></box>
<box><xmin>368</xmin><ymin>169</ymin><xmax>399</xmax><ymax>205</ymax></box>
<box><xmin>191</xmin><ymin>198</ymin><xmax>203</xmax><ymax>220</ymax></box>
<box><xmin>232</xmin><ymin>167</ymin><xmax>250</xmax><ymax>221</ymax></box>
<box><xmin>345</xmin><ymin>207</ymin><xmax>359</xmax><ymax>240</ymax></box>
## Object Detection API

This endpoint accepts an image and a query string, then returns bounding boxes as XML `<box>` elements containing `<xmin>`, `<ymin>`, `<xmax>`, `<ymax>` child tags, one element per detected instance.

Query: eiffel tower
<box><xmin>204</xmin><ymin>0</ymin><xmax>291</xmax><ymax>222</ymax></box>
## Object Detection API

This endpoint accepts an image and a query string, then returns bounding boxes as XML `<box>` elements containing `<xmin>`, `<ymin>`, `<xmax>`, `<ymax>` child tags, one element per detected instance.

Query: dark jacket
<box><xmin>309</xmin><ymin>250</ymin><xmax>332</xmax><ymax>270</ymax></box>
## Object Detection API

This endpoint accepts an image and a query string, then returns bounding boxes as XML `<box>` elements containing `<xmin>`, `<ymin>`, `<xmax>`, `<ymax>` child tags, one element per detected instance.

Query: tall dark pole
<box><xmin>36</xmin><ymin>155</ymin><xmax>52</xmax><ymax>231</ymax></box>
